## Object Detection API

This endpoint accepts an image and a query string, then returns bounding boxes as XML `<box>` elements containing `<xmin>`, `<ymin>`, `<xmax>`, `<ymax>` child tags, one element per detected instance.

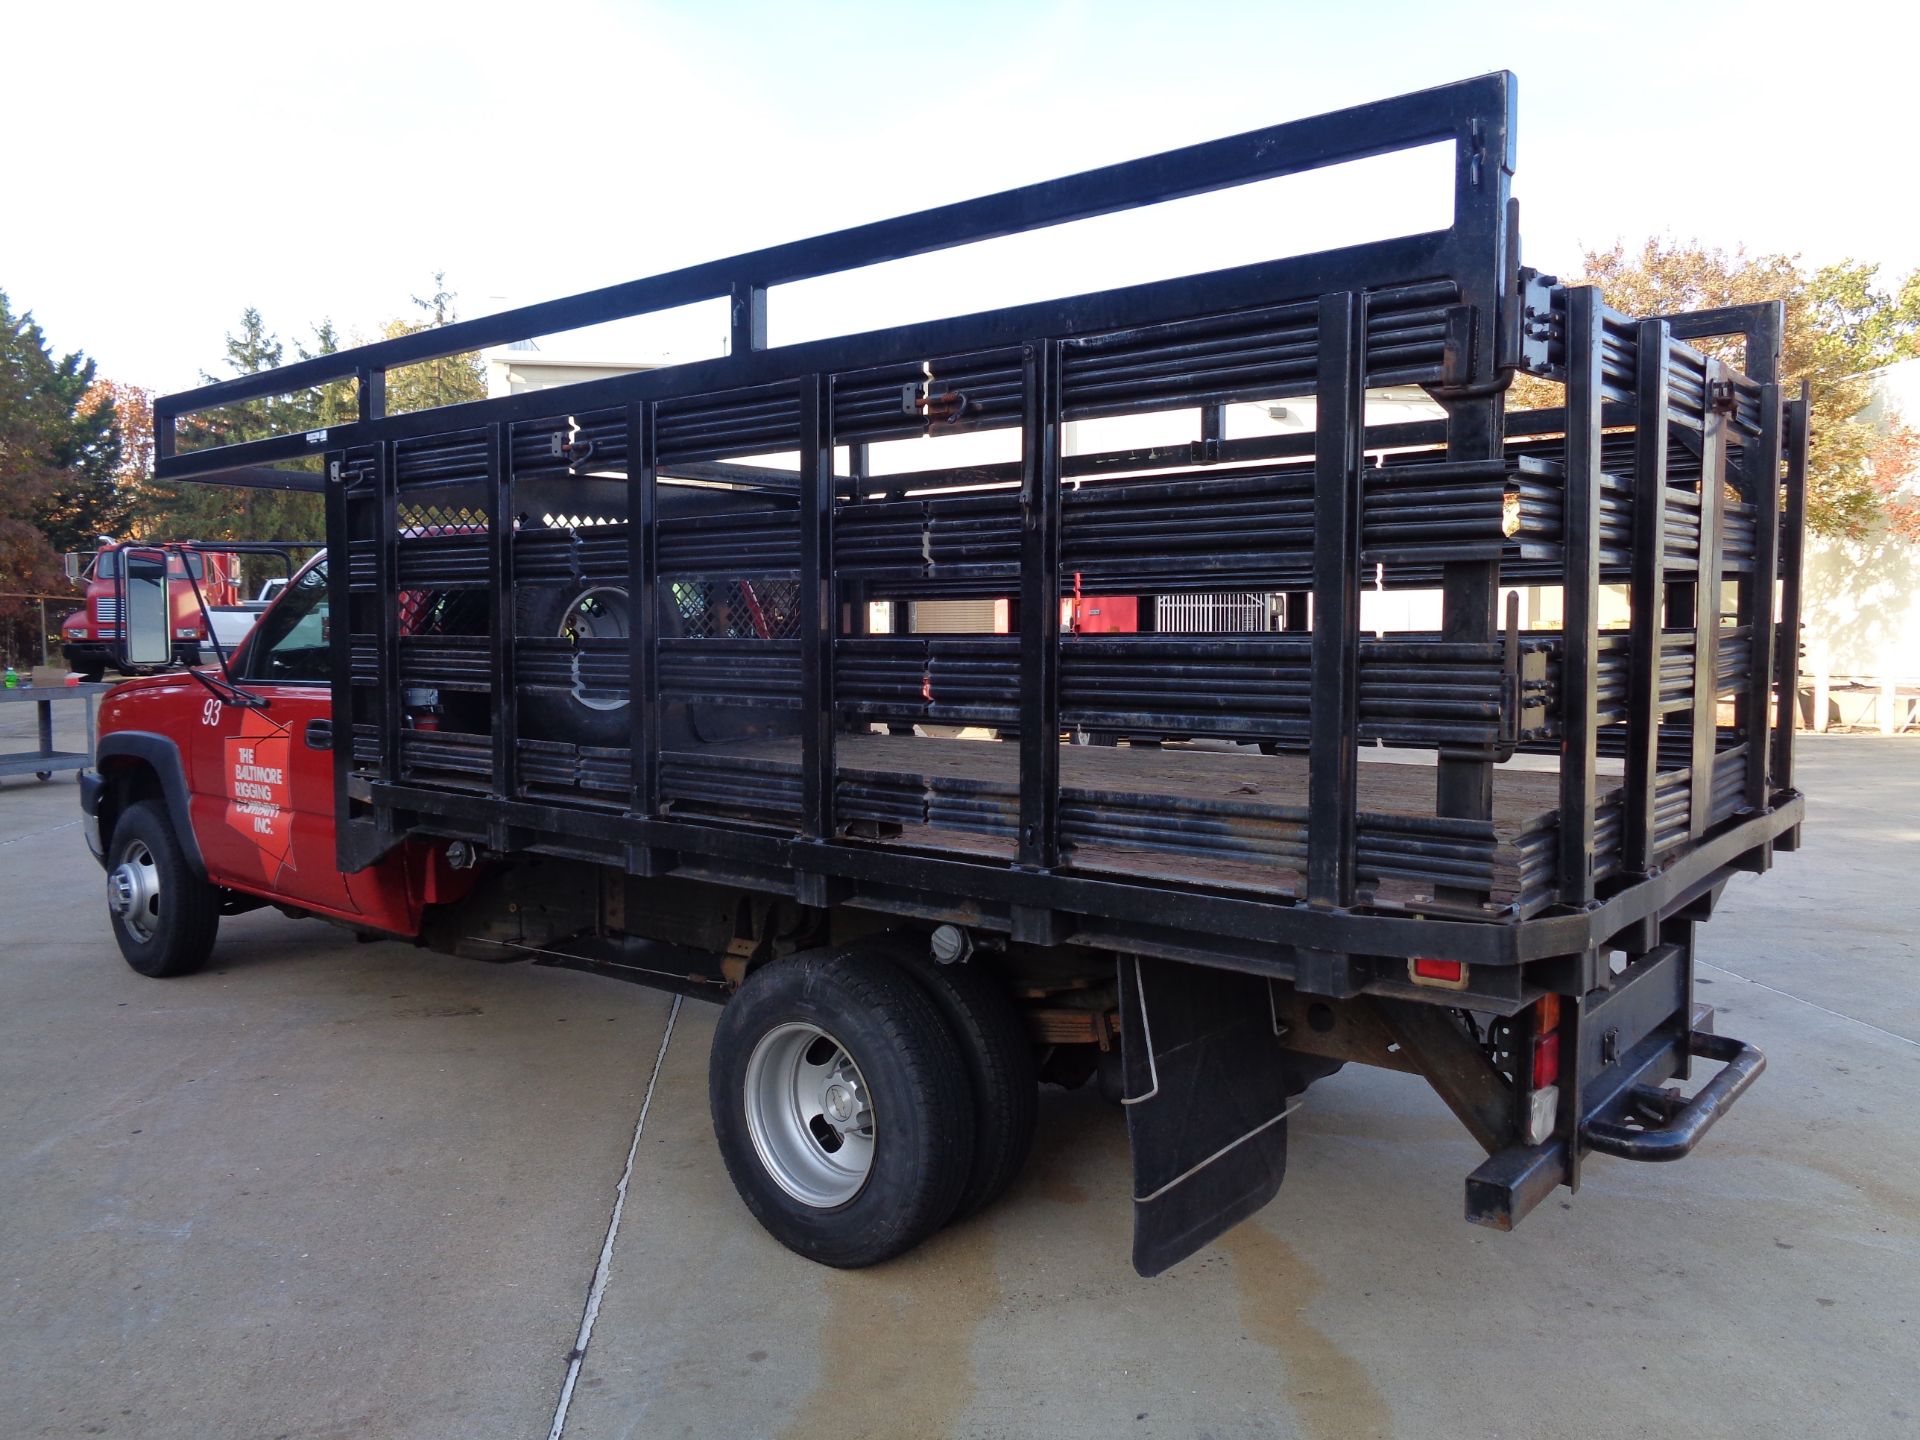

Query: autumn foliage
<box><xmin>1578</xmin><ymin>241</ymin><xmax>1920</xmax><ymax>540</ymax></box>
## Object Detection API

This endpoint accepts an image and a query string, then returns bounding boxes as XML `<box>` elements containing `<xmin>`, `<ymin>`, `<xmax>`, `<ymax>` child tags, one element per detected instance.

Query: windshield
<box><xmin>247</xmin><ymin>559</ymin><xmax>330</xmax><ymax>684</ymax></box>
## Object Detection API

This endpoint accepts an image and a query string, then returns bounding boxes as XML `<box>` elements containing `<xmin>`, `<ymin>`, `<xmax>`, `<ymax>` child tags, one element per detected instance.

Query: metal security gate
<box><xmin>1154</xmin><ymin>592</ymin><xmax>1273</xmax><ymax>633</ymax></box>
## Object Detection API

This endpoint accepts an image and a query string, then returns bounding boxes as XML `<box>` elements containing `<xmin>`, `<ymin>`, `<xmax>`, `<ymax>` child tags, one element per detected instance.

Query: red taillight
<box><xmin>1531</xmin><ymin>1029</ymin><xmax>1561</xmax><ymax>1090</ymax></box>
<box><xmin>1411</xmin><ymin>957</ymin><xmax>1464</xmax><ymax>984</ymax></box>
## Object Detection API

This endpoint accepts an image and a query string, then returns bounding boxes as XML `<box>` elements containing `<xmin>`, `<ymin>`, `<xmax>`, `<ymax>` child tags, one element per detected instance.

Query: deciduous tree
<box><xmin>1578</xmin><ymin>241</ymin><xmax>1920</xmax><ymax>539</ymax></box>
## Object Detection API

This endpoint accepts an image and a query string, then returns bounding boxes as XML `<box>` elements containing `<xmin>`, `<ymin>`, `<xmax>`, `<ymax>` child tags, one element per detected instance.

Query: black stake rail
<box><xmin>154</xmin><ymin>73</ymin><xmax>1516</xmax><ymax>475</ymax></box>
<box><xmin>161</xmin><ymin>78</ymin><xmax>1805</xmax><ymax>985</ymax></box>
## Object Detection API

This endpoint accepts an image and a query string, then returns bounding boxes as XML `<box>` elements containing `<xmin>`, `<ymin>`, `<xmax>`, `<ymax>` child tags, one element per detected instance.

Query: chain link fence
<box><xmin>667</xmin><ymin>579</ymin><xmax>800</xmax><ymax>640</ymax></box>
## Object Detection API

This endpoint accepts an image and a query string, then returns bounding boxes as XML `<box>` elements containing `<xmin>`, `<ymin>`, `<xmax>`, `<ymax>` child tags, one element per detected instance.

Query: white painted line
<box><xmin>547</xmin><ymin>993</ymin><xmax>682</xmax><ymax>1440</ymax></box>
<box><xmin>1697</xmin><ymin>960</ymin><xmax>1918</xmax><ymax>1048</ymax></box>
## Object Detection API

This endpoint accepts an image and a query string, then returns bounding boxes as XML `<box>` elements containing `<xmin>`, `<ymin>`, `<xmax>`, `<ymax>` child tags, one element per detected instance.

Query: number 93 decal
<box><xmin>201</xmin><ymin>697</ymin><xmax>223</xmax><ymax>727</ymax></box>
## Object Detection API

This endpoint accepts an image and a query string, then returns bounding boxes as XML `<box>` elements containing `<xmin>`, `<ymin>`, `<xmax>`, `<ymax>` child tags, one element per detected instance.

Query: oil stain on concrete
<box><xmin>782</xmin><ymin>1217</ymin><xmax>1003</xmax><ymax>1440</ymax></box>
<box><xmin>1219</xmin><ymin>1222</ymin><xmax>1395</xmax><ymax>1440</ymax></box>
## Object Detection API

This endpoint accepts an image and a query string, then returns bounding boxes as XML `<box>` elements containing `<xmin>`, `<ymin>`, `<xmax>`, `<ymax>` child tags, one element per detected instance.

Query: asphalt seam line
<box><xmin>0</xmin><ymin>818</ymin><xmax>80</xmax><ymax>848</ymax></box>
<box><xmin>547</xmin><ymin>992</ymin><xmax>682</xmax><ymax>1440</ymax></box>
<box><xmin>1697</xmin><ymin>960</ymin><xmax>1918</xmax><ymax>1048</ymax></box>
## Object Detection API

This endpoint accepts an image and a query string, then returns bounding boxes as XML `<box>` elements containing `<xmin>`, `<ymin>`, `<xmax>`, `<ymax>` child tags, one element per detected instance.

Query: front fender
<box><xmin>92</xmin><ymin>731</ymin><xmax>206</xmax><ymax>878</ymax></box>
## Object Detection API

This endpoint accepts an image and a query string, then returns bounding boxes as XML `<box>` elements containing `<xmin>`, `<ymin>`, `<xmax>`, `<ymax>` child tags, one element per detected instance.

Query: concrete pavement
<box><xmin>1</xmin><ymin>734</ymin><xmax>1915</xmax><ymax>1438</ymax></box>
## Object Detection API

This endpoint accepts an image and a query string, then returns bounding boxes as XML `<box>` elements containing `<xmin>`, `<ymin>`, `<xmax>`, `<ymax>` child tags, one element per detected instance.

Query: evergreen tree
<box><xmin>141</xmin><ymin>280</ymin><xmax>484</xmax><ymax>551</ymax></box>
<box><xmin>143</xmin><ymin>307</ymin><xmax>328</xmax><ymax>547</ymax></box>
<box><xmin>0</xmin><ymin>290</ymin><xmax>129</xmax><ymax>660</ymax></box>
<box><xmin>381</xmin><ymin>273</ymin><xmax>487</xmax><ymax>416</ymax></box>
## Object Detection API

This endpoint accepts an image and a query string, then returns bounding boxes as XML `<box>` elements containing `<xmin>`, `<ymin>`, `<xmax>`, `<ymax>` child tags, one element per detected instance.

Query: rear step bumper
<box><xmin>1582</xmin><ymin>1029</ymin><xmax>1766</xmax><ymax>1161</ymax></box>
<box><xmin>1467</xmin><ymin>992</ymin><xmax>1766</xmax><ymax>1230</ymax></box>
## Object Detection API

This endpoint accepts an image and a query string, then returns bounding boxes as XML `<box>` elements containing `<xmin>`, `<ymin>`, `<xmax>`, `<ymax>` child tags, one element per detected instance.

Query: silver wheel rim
<box><xmin>558</xmin><ymin>587</ymin><xmax>630</xmax><ymax>712</ymax></box>
<box><xmin>742</xmin><ymin>1023</ymin><xmax>875</xmax><ymax>1208</ymax></box>
<box><xmin>108</xmin><ymin>838</ymin><xmax>162</xmax><ymax>943</ymax></box>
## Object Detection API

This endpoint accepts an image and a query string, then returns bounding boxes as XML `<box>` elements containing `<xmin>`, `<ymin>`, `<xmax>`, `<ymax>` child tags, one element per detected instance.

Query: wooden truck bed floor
<box><xmin>661</xmin><ymin>733</ymin><xmax>1609</xmax><ymax>912</ymax></box>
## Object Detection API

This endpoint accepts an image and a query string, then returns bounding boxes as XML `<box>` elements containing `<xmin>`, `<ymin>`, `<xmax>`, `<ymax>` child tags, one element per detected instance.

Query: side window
<box><xmin>249</xmin><ymin>561</ymin><xmax>331</xmax><ymax>684</ymax></box>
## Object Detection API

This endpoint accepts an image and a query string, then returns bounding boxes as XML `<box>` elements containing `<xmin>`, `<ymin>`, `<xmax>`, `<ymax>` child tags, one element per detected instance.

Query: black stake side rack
<box><xmin>152</xmin><ymin>72</ymin><xmax>1806</xmax><ymax>1001</ymax></box>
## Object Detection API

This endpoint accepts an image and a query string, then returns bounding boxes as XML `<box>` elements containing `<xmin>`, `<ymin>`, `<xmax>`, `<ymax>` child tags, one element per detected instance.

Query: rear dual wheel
<box><xmin>708</xmin><ymin>941</ymin><xmax>1037</xmax><ymax>1267</ymax></box>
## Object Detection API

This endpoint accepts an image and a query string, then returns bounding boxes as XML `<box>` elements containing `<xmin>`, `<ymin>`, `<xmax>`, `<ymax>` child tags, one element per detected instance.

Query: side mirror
<box><xmin>63</xmin><ymin>553</ymin><xmax>82</xmax><ymax>584</ymax></box>
<box><xmin>122</xmin><ymin>548</ymin><xmax>173</xmax><ymax>666</ymax></box>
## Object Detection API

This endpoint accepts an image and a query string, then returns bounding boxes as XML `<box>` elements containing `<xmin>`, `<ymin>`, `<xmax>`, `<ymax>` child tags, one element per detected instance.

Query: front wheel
<box><xmin>709</xmin><ymin>946</ymin><xmax>975</xmax><ymax>1267</ymax></box>
<box><xmin>106</xmin><ymin>800</ymin><xmax>220</xmax><ymax>977</ymax></box>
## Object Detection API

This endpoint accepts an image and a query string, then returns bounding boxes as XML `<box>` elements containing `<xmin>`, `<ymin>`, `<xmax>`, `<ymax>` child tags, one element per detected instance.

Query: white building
<box><xmin>1802</xmin><ymin>358</ymin><xmax>1920</xmax><ymax>731</ymax></box>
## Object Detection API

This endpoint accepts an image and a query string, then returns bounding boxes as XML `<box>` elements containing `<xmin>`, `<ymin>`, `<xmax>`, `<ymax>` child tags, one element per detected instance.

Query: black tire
<box><xmin>709</xmin><ymin>946</ymin><xmax>975</xmax><ymax>1268</ymax></box>
<box><xmin>106</xmin><ymin>799</ymin><xmax>220</xmax><ymax>978</ymax></box>
<box><xmin>515</xmin><ymin>583</ymin><xmax>632</xmax><ymax>747</ymax></box>
<box><xmin>78</xmin><ymin>669</ymin><xmax>106</xmax><ymax>685</ymax></box>
<box><xmin>896</xmin><ymin>950</ymin><xmax>1038</xmax><ymax>1220</ymax></box>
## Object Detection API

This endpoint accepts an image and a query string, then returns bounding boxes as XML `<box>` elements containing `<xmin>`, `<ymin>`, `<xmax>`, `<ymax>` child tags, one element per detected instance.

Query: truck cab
<box><xmin>80</xmin><ymin>550</ymin><xmax>469</xmax><ymax>948</ymax></box>
<box><xmin>61</xmin><ymin>544</ymin><xmax>239</xmax><ymax>680</ymax></box>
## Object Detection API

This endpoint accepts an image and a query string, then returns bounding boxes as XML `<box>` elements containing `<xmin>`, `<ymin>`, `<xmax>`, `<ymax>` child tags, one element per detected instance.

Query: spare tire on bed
<box><xmin>516</xmin><ymin>583</ymin><xmax>634</xmax><ymax>749</ymax></box>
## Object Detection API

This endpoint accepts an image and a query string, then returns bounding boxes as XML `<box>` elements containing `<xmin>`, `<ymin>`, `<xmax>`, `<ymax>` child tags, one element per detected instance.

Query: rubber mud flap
<box><xmin>1120</xmin><ymin>956</ymin><xmax>1293</xmax><ymax>1276</ymax></box>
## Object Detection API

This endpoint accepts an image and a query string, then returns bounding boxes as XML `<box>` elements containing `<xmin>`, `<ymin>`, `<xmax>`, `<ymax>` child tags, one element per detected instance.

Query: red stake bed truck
<box><xmin>81</xmin><ymin>76</ymin><xmax>1806</xmax><ymax>1274</ymax></box>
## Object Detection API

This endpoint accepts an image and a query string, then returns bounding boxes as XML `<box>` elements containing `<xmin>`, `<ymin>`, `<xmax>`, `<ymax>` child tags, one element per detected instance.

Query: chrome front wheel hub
<box><xmin>109</xmin><ymin>839</ymin><xmax>162</xmax><ymax>942</ymax></box>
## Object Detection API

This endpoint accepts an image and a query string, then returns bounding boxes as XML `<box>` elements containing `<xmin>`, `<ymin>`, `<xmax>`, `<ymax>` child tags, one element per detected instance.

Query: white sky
<box><xmin>5</xmin><ymin>0</ymin><xmax>1917</xmax><ymax>395</ymax></box>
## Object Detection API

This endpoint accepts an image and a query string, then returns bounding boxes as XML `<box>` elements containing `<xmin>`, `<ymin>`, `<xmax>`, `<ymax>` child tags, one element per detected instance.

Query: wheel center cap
<box><xmin>823</xmin><ymin>1082</ymin><xmax>856</xmax><ymax>1123</ymax></box>
<box><xmin>109</xmin><ymin>866</ymin><xmax>137</xmax><ymax>916</ymax></box>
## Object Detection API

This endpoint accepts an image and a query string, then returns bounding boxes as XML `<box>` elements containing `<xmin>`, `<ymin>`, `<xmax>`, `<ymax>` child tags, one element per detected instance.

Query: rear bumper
<box><xmin>1582</xmin><ymin>1029</ymin><xmax>1766</xmax><ymax>1161</ymax></box>
<box><xmin>62</xmin><ymin>643</ymin><xmax>113</xmax><ymax>673</ymax></box>
<box><xmin>1466</xmin><ymin>939</ymin><xmax>1766</xmax><ymax>1229</ymax></box>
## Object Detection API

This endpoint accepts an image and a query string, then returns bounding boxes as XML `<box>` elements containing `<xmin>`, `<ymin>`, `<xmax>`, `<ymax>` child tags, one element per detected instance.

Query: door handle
<box><xmin>305</xmin><ymin>718</ymin><xmax>333</xmax><ymax>751</ymax></box>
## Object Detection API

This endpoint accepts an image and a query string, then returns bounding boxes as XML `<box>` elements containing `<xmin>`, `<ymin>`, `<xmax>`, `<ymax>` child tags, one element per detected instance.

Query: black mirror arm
<box><xmin>182</xmin><ymin>559</ymin><xmax>270</xmax><ymax>708</ymax></box>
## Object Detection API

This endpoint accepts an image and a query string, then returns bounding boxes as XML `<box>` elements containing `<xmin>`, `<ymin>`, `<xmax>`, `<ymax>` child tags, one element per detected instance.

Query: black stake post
<box><xmin>1773</xmin><ymin>383</ymin><xmax>1810</xmax><ymax>813</ymax></box>
<box><xmin>1689</xmin><ymin>361</ymin><xmax>1730</xmax><ymax>839</ymax></box>
<box><xmin>375</xmin><ymin>441</ymin><xmax>401</xmax><ymax>795</ymax></box>
<box><xmin>1307</xmin><ymin>292</ymin><xmax>1365</xmax><ymax>911</ymax></box>
<box><xmin>487</xmin><ymin>423</ymin><xmax>516</xmax><ymax>815</ymax></box>
<box><xmin>1557</xmin><ymin>287</ymin><xmax>1604</xmax><ymax>906</ymax></box>
<box><xmin>1624</xmin><ymin>319</ymin><xmax>1672</xmax><ymax>876</ymax></box>
<box><xmin>324</xmin><ymin>447</ymin><xmax>355</xmax><ymax>869</ymax></box>
<box><xmin>626</xmin><ymin>401</ymin><xmax>662</xmax><ymax>872</ymax></box>
<box><xmin>1013</xmin><ymin>340</ymin><xmax>1063</xmax><ymax>943</ymax></box>
<box><xmin>799</xmin><ymin>375</ymin><xmax>837</xmax><ymax>845</ymax></box>
<box><xmin>1434</xmin><ymin>419</ymin><xmax>1501</xmax><ymax>902</ymax></box>
<box><xmin>1743</xmin><ymin>382</ymin><xmax>1784</xmax><ymax>812</ymax></box>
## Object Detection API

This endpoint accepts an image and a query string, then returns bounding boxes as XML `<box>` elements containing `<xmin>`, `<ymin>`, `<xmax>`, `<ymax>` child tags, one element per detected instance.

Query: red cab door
<box><xmin>184</xmin><ymin>560</ymin><xmax>359</xmax><ymax>918</ymax></box>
